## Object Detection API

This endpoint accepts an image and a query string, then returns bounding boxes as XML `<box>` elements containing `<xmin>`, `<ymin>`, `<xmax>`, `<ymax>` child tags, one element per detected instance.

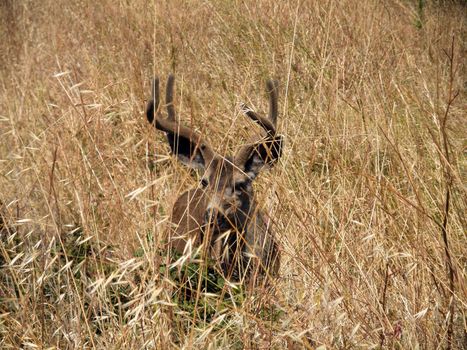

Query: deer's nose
<box><xmin>205</xmin><ymin>207</ymin><xmax>220</xmax><ymax>225</ymax></box>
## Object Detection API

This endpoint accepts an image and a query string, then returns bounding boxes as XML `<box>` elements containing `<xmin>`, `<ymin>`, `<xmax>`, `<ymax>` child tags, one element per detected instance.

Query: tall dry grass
<box><xmin>1</xmin><ymin>0</ymin><xmax>466</xmax><ymax>348</ymax></box>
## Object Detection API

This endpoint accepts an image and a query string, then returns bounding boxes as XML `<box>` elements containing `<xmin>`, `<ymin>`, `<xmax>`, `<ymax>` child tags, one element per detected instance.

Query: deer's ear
<box><xmin>165</xmin><ymin>132</ymin><xmax>206</xmax><ymax>170</ymax></box>
<box><xmin>235</xmin><ymin>78</ymin><xmax>282</xmax><ymax>180</ymax></box>
<box><xmin>242</xmin><ymin>135</ymin><xmax>283</xmax><ymax>179</ymax></box>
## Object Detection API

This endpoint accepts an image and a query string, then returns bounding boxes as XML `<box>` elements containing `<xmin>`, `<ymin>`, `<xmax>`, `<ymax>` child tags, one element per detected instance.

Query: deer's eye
<box><xmin>201</xmin><ymin>178</ymin><xmax>209</xmax><ymax>188</ymax></box>
<box><xmin>234</xmin><ymin>181</ymin><xmax>248</xmax><ymax>193</ymax></box>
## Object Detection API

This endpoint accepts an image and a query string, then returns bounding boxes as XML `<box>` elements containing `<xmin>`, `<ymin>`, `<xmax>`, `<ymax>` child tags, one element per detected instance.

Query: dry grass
<box><xmin>1</xmin><ymin>0</ymin><xmax>466</xmax><ymax>348</ymax></box>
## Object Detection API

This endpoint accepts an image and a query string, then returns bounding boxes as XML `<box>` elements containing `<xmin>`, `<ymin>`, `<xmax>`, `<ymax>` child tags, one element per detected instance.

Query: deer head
<box><xmin>146</xmin><ymin>75</ymin><xmax>282</xmax><ymax>280</ymax></box>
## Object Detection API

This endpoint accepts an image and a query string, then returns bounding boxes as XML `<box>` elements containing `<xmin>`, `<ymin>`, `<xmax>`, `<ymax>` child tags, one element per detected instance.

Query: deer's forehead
<box><xmin>205</xmin><ymin>157</ymin><xmax>251</xmax><ymax>188</ymax></box>
<box><xmin>206</xmin><ymin>157</ymin><xmax>233</xmax><ymax>181</ymax></box>
<box><xmin>232</xmin><ymin>170</ymin><xmax>249</xmax><ymax>184</ymax></box>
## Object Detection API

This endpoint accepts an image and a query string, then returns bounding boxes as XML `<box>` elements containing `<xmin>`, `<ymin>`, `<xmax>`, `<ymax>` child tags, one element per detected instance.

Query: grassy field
<box><xmin>1</xmin><ymin>0</ymin><xmax>466</xmax><ymax>348</ymax></box>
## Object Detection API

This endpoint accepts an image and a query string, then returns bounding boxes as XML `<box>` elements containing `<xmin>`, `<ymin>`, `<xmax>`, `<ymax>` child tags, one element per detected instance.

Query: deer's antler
<box><xmin>235</xmin><ymin>80</ymin><xmax>282</xmax><ymax>169</ymax></box>
<box><xmin>146</xmin><ymin>75</ymin><xmax>215</xmax><ymax>165</ymax></box>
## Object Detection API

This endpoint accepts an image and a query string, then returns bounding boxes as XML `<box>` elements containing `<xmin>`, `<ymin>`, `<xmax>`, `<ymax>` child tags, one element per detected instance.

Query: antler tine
<box><xmin>146</xmin><ymin>77</ymin><xmax>160</xmax><ymax>124</ymax></box>
<box><xmin>166</xmin><ymin>74</ymin><xmax>176</xmax><ymax>121</ymax></box>
<box><xmin>239</xmin><ymin>79</ymin><xmax>279</xmax><ymax>135</ymax></box>
<box><xmin>240</xmin><ymin>103</ymin><xmax>276</xmax><ymax>136</ymax></box>
<box><xmin>266</xmin><ymin>79</ymin><xmax>279</xmax><ymax>126</ymax></box>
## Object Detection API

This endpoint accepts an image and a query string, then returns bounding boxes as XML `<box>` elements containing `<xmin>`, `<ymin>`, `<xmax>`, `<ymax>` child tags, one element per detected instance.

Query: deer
<box><xmin>146</xmin><ymin>75</ymin><xmax>283</xmax><ymax>282</ymax></box>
